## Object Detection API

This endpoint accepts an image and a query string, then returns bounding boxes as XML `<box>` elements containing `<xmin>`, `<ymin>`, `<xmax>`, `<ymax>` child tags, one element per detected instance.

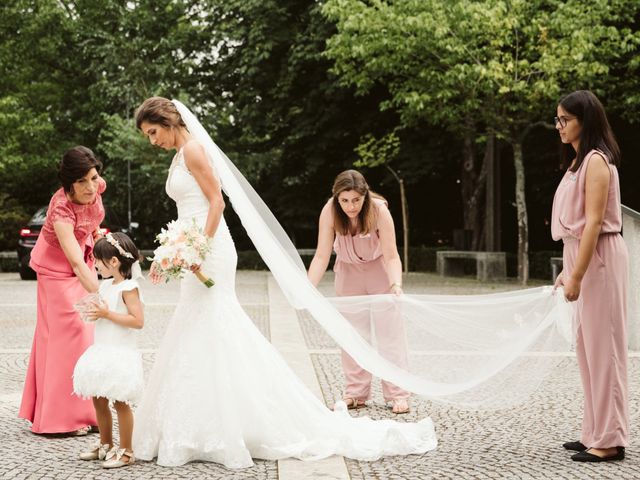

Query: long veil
<box><xmin>172</xmin><ymin>99</ymin><xmax>574</xmax><ymax>409</ymax></box>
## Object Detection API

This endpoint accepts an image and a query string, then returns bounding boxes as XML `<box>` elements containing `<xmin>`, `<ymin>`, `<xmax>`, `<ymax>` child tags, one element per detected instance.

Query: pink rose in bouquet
<box><xmin>150</xmin><ymin>219</ymin><xmax>215</xmax><ymax>288</ymax></box>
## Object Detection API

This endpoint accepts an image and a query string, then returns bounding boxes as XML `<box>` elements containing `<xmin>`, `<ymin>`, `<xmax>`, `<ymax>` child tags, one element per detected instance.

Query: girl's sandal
<box><xmin>102</xmin><ymin>447</ymin><xmax>135</xmax><ymax>469</ymax></box>
<box><xmin>79</xmin><ymin>442</ymin><xmax>111</xmax><ymax>461</ymax></box>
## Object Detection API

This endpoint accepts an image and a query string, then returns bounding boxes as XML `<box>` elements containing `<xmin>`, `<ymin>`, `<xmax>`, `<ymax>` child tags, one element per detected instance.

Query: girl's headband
<box><xmin>105</xmin><ymin>233</ymin><xmax>134</xmax><ymax>259</ymax></box>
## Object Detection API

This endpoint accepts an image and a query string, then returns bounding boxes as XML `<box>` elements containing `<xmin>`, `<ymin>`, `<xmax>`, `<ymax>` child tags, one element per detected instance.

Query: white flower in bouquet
<box><xmin>150</xmin><ymin>219</ymin><xmax>215</xmax><ymax>288</ymax></box>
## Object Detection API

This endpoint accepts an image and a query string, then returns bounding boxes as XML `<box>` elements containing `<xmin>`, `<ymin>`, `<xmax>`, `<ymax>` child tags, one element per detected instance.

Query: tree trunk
<box><xmin>484</xmin><ymin>134</ymin><xmax>500</xmax><ymax>251</ymax></box>
<box><xmin>461</xmin><ymin>132</ymin><xmax>487</xmax><ymax>251</ymax></box>
<box><xmin>512</xmin><ymin>141</ymin><xmax>529</xmax><ymax>285</ymax></box>
<box><xmin>386</xmin><ymin>165</ymin><xmax>409</xmax><ymax>273</ymax></box>
<box><xmin>399</xmin><ymin>178</ymin><xmax>409</xmax><ymax>273</ymax></box>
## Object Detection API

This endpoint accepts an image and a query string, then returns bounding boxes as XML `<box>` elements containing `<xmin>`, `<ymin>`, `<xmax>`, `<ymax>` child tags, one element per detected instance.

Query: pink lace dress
<box><xmin>19</xmin><ymin>179</ymin><xmax>106</xmax><ymax>433</ymax></box>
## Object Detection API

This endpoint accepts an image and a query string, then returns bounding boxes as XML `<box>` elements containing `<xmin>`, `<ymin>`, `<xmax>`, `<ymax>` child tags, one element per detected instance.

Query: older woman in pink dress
<box><xmin>552</xmin><ymin>90</ymin><xmax>629</xmax><ymax>462</ymax></box>
<box><xmin>308</xmin><ymin>170</ymin><xmax>410</xmax><ymax>414</ymax></box>
<box><xmin>19</xmin><ymin>146</ymin><xmax>105</xmax><ymax>434</ymax></box>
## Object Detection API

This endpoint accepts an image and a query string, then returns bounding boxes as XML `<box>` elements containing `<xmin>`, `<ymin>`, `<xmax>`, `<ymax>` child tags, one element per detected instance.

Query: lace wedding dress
<box><xmin>132</xmin><ymin>146</ymin><xmax>437</xmax><ymax>468</ymax></box>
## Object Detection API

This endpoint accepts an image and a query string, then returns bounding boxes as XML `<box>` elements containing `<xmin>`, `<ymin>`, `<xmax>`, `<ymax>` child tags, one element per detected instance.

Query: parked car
<box><xmin>18</xmin><ymin>206</ymin><xmax>127</xmax><ymax>280</ymax></box>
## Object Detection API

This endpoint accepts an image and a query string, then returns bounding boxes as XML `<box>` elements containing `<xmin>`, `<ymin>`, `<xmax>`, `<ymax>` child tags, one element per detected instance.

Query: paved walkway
<box><xmin>1</xmin><ymin>271</ymin><xmax>639</xmax><ymax>479</ymax></box>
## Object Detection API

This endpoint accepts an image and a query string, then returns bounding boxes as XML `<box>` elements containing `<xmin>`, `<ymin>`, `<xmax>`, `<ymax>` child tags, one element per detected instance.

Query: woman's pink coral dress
<box><xmin>18</xmin><ymin>180</ymin><xmax>106</xmax><ymax>433</ymax></box>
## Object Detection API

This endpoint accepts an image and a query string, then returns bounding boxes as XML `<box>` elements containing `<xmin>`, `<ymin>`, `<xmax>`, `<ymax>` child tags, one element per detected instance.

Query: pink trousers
<box><xmin>563</xmin><ymin>233</ymin><xmax>629</xmax><ymax>448</ymax></box>
<box><xmin>335</xmin><ymin>257</ymin><xmax>409</xmax><ymax>401</ymax></box>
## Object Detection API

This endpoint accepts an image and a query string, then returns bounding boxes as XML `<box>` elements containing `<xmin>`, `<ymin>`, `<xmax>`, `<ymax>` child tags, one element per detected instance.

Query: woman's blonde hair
<box><xmin>135</xmin><ymin>96</ymin><xmax>186</xmax><ymax>130</ymax></box>
<box><xmin>331</xmin><ymin>170</ymin><xmax>384</xmax><ymax>236</ymax></box>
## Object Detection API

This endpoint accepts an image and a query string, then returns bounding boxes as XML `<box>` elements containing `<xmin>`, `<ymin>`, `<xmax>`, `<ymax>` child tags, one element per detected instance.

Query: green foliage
<box><xmin>195</xmin><ymin>0</ymin><xmax>419</xmax><ymax>245</ymax></box>
<box><xmin>354</xmin><ymin>130</ymin><xmax>400</xmax><ymax>169</ymax></box>
<box><xmin>323</xmin><ymin>0</ymin><xmax>640</xmax><ymax>139</ymax></box>
<box><xmin>97</xmin><ymin>113</ymin><xmax>176</xmax><ymax>247</ymax></box>
<box><xmin>0</xmin><ymin>0</ymin><xmax>218</xmax><ymax>247</ymax></box>
<box><xmin>0</xmin><ymin>194</ymin><xmax>30</xmax><ymax>251</ymax></box>
<box><xmin>0</xmin><ymin>96</ymin><xmax>60</xmax><ymax>212</ymax></box>
<box><xmin>323</xmin><ymin>0</ymin><xmax>640</xmax><ymax>280</ymax></box>
<box><xmin>1</xmin><ymin>0</ymin><xmax>638</xmax><ymax>257</ymax></box>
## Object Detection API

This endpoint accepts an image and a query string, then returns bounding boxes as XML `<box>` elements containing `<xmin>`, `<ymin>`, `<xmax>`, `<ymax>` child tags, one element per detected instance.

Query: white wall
<box><xmin>623</xmin><ymin>206</ymin><xmax>640</xmax><ymax>350</ymax></box>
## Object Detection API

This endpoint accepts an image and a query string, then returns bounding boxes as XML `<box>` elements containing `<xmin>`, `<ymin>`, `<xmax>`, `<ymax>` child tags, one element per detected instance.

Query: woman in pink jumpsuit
<box><xmin>308</xmin><ymin>170</ymin><xmax>410</xmax><ymax>414</ymax></box>
<box><xmin>19</xmin><ymin>146</ymin><xmax>104</xmax><ymax>434</ymax></box>
<box><xmin>551</xmin><ymin>90</ymin><xmax>628</xmax><ymax>462</ymax></box>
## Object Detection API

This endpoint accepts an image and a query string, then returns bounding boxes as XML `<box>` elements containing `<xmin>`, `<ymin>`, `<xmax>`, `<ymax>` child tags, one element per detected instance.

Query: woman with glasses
<box><xmin>551</xmin><ymin>90</ymin><xmax>628</xmax><ymax>462</ymax></box>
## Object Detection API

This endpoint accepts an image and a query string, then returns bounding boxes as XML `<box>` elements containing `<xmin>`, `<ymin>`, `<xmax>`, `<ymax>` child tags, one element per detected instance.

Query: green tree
<box><xmin>194</xmin><ymin>0</ymin><xmax>422</xmax><ymax>248</ymax></box>
<box><xmin>0</xmin><ymin>0</ymin><xmax>218</xmax><ymax>247</ymax></box>
<box><xmin>1</xmin><ymin>0</ymin><xmax>447</xmax><ymax>254</ymax></box>
<box><xmin>323</xmin><ymin>0</ymin><xmax>640</xmax><ymax>283</ymax></box>
<box><xmin>354</xmin><ymin>130</ymin><xmax>410</xmax><ymax>272</ymax></box>
<box><xmin>97</xmin><ymin>113</ymin><xmax>175</xmax><ymax>247</ymax></box>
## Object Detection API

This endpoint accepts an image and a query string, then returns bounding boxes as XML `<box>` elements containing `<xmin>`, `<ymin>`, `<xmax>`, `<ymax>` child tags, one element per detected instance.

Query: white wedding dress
<box><xmin>132</xmin><ymin>146</ymin><xmax>437</xmax><ymax>468</ymax></box>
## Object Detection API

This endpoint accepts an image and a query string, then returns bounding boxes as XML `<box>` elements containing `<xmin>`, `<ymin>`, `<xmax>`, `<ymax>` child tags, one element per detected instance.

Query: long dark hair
<box><xmin>331</xmin><ymin>170</ymin><xmax>385</xmax><ymax>236</ymax></box>
<box><xmin>559</xmin><ymin>90</ymin><xmax>620</xmax><ymax>172</ymax></box>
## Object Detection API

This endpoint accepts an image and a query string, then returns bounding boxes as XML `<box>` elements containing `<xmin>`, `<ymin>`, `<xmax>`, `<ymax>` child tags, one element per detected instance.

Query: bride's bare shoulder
<box><xmin>182</xmin><ymin>140</ymin><xmax>205</xmax><ymax>158</ymax></box>
<box><xmin>182</xmin><ymin>141</ymin><xmax>209</xmax><ymax>170</ymax></box>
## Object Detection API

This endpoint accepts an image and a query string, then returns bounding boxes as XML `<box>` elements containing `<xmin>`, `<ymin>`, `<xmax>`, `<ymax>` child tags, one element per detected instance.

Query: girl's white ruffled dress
<box><xmin>73</xmin><ymin>278</ymin><xmax>144</xmax><ymax>404</ymax></box>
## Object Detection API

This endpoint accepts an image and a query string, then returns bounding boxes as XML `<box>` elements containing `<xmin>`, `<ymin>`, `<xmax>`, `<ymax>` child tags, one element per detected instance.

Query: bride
<box><xmin>131</xmin><ymin>97</ymin><xmax>437</xmax><ymax>468</ymax></box>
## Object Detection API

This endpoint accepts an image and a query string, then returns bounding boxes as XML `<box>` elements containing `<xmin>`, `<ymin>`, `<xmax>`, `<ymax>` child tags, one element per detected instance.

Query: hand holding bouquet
<box><xmin>74</xmin><ymin>293</ymin><xmax>106</xmax><ymax>322</ymax></box>
<box><xmin>149</xmin><ymin>219</ymin><xmax>215</xmax><ymax>288</ymax></box>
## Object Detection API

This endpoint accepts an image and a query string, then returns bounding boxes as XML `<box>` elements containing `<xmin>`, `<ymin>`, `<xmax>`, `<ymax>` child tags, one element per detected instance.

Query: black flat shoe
<box><xmin>562</xmin><ymin>441</ymin><xmax>587</xmax><ymax>452</ymax></box>
<box><xmin>571</xmin><ymin>447</ymin><xmax>625</xmax><ymax>462</ymax></box>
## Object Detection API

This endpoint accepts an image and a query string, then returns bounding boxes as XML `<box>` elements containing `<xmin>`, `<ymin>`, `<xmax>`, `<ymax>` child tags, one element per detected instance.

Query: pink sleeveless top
<box><xmin>333</xmin><ymin>198</ymin><xmax>385</xmax><ymax>268</ymax></box>
<box><xmin>551</xmin><ymin>149</ymin><xmax>622</xmax><ymax>241</ymax></box>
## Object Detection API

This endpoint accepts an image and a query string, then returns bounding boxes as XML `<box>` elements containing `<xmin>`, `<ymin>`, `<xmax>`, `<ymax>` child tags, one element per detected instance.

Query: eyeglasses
<box><xmin>554</xmin><ymin>115</ymin><xmax>576</xmax><ymax>128</ymax></box>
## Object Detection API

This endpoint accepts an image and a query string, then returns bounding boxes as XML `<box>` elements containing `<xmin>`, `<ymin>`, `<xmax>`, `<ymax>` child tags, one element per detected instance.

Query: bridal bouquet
<box><xmin>150</xmin><ymin>219</ymin><xmax>215</xmax><ymax>288</ymax></box>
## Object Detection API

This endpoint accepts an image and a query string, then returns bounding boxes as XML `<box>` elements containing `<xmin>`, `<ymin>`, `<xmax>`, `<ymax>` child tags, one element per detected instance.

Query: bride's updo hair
<box><xmin>135</xmin><ymin>96</ymin><xmax>186</xmax><ymax>130</ymax></box>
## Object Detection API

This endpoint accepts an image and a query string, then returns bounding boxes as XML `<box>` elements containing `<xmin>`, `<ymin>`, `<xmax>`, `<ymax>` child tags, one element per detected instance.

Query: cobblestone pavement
<box><xmin>0</xmin><ymin>271</ymin><xmax>276</xmax><ymax>480</ymax></box>
<box><xmin>1</xmin><ymin>271</ymin><xmax>639</xmax><ymax>479</ymax></box>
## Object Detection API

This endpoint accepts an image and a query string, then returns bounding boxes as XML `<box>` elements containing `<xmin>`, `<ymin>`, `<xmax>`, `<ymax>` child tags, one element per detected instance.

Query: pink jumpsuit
<box><xmin>333</xmin><ymin>200</ymin><xmax>409</xmax><ymax>402</ymax></box>
<box><xmin>551</xmin><ymin>149</ymin><xmax>629</xmax><ymax>448</ymax></box>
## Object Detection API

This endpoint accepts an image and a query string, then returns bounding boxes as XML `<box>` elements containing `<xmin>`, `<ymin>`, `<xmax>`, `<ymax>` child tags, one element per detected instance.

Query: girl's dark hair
<box><xmin>331</xmin><ymin>170</ymin><xmax>385</xmax><ymax>236</ymax></box>
<box><xmin>559</xmin><ymin>90</ymin><xmax>620</xmax><ymax>172</ymax></box>
<box><xmin>135</xmin><ymin>96</ymin><xmax>186</xmax><ymax>130</ymax></box>
<box><xmin>93</xmin><ymin>232</ymin><xmax>140</xmax><ymax>280</ymax></box>
<box><xmin>58</xmin><ymin>146</ymin><xmax>103</xmax><ymax>193</ymax></box>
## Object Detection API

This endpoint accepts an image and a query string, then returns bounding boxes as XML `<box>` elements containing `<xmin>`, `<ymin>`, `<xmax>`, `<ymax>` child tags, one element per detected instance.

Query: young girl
<box><xmin>73</xmin><ymin>232</ymin><xmax>145</xmax><ymax>469</ymax></box>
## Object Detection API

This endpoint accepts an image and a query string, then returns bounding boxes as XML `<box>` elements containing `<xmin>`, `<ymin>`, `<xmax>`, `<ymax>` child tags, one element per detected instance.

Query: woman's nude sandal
<box><xmin>389</xmin><ymin>398</ymin><xmax>410</xmax><ymax>414</ymax></box>
<box><xmin>343</xmin><ymin>398</ymin><xmax>366</xmax><ymax>410</ymax></box>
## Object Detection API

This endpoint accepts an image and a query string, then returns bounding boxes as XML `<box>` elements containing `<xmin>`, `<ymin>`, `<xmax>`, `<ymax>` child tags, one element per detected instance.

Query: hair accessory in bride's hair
<box><xmin>105</xmin><ymin>232</ymin><xmax>134</xmax><ymax>259</ymax></box>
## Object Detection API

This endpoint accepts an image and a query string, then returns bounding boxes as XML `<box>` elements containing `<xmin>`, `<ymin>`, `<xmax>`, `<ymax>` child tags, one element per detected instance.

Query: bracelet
<box><xmin>389</xmin><ymin>282</ymin><xmax>402</xmax><ymax>290</ymax></box>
